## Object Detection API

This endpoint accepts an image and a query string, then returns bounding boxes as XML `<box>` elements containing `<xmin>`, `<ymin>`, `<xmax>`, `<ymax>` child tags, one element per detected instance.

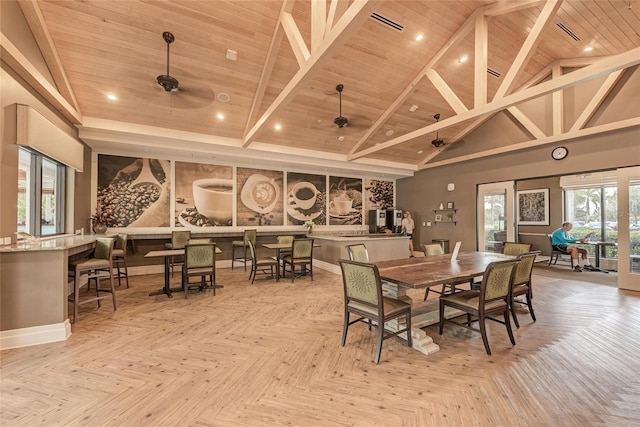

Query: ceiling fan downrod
<box><xmin>157</xmin><ymin>31</ymin><xmax>179</xmax><ymax>92</ymax></box>
<box><xmin>334</xmin><ymin>84</ymin><xmax>349</xmax><ymax>128</ymax></box>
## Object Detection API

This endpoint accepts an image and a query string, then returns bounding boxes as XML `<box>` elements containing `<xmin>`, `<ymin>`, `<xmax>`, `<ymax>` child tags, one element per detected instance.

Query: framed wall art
<box><xmin>517</xmin><ymin>188</ymin><xmax>549</xmax><ymax>225</ymax></box>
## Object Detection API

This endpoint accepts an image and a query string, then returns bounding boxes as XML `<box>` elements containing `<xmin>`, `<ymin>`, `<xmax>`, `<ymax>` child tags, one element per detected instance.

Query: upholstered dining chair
<box><xmin>281</xmin><ymin>238</ymin><xmax>314</xmax><ymax>282</ymax></box>
<box><xmin>422</xmin><ymin>243</ymin><xmax>465</xmax><ymax>301</ymax></box>
<box><xmin>346</xmin><ymin>243</ymin><xmax>369</xmax><ymax>262</ymax></box>
<box><xmin>247</xmin><ymin>240</ymin><xmax>279</xmax><ymax>283</ymax></box>
<box><xmin>68</xmin><ymin>237</ymin><xmax>117</xmax><ymax>324</ymax></box>
<box><xmin>112</xmin><ymin>233</ymin><xmax>129</xmax><ymax>288</ymax></box>
<box><xmin>338</xmin><ymin>259</ymin><xmax>412</xmax><ymax>364</ymax></box>
<box><xmin>502</xmin><ymin>242</ymin><xmax>533</xmax><ymax>256</ymax></box>
<box><xmin>165</xmin><ymin>230</ymin><xmax>191</xmax><ymax>276</ymax></box>
<box><xmin>182</xmin><ymin>242</ymin><xmax>217</xmax><ymax>298</ymax></box>
<box><xmin>276</xmin><ymin>235</ymin><xmax>295</xmax><ymax>260</ymax></box>
<box><xmin>547</xmin><ymin>234</ymin><xmax>574</xmax><ymax>268</ymax></box>
<box><xmin>510</xmin><ymin>252</ymin><xmax>538</xmax><ymax>328</ymax></box>
<box><xmin>232</xmin><ymin>229</ymin><xmax>257</xmax><ymax>271</ymax></box>
<box><xmin>439</xmin><ymin>259</ymin><xmax>519</xmax><ymax>355</ymax></box>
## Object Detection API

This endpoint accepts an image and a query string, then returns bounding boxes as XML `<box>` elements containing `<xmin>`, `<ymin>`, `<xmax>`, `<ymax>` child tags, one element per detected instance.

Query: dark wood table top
<box><xmin>374</xmin><ymin>252</ymin><xmax>513</xmax><ymax>289</ymax></box>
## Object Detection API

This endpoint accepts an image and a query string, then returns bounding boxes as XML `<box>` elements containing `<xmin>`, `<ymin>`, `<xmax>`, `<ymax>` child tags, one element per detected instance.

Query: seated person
<box><xmin>551</xmin><ymin>222</ymin><xmax>594</xmax><ymax>272</ymax></box>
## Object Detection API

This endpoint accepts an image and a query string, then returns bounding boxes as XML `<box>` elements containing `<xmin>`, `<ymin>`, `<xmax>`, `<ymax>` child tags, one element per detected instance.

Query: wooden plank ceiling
<box><xmin>17</xmin><ymin>0</ymin><xmax>640</xmax><ymax>170</ymax></box>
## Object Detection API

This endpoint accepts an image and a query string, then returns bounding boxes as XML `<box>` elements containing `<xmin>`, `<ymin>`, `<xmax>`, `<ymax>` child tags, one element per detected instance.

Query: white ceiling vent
<box><xmin>370</xmin><ymin>13</ymin><xmax>404</xmax><ymax>32</ymax></box>
<box><xmin>217</xmin><ymin>93</ymin><xmax>231</xmax><ymax>103</ymax></box>
<box><xmin>556</xmin><ymin>22</ymin><xmax>581</xmax><ymax>41</ymax></box>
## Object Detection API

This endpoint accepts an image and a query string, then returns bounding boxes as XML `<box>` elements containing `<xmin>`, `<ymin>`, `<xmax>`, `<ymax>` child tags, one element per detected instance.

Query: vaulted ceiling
<box><xmin>4</xmin><ymin>0</ymin><xmax>640</xmax><ymax>176</ymax></box>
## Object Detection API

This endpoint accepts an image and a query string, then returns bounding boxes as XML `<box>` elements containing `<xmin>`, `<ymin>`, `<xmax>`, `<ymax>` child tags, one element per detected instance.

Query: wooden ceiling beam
<box><xmin>426</xmin><ymin>69</ymin><xmax>468</xmax><ymax>114</ymax></box>
<box><xmin>311</xmin><ymin>0</ymin><xmax>326</xmax><ymax>53</ymax></box>
<box><xmin>506</xmin><ymin>106</ymin><xmax>547</xmax><ymax>139</ymax></box>
<box><xmin>474</xmin><ymin>12</ymin><xmax>488</xmax><ymax>107</ymax></box>
<box><xmin>484</xmin><ymin>0</ymin><xmax>545</xmax><ymax>16</ymax></box>
<box><xmin>325</xmin><ymin>0</ymin><xmax>349</xmax><ymax>35</ymax></box>
<box><xmin>243</xmin><ymin>0</ymin><xmax>379</xmax><ymax>147</ymax></box>
<box><xmin>552</xmin><ymin>65</ymin><xmax>563</xmax><ymax>135</ymax></box>
<box><xmin>281</xmin><ymin>12</ymin><xmax>310</xmax><ymax>66</ymax></box>
<box><xmin>569</xmin><ymin>69</ymin><xmax>625</xmax><ymax>133</ymax></box>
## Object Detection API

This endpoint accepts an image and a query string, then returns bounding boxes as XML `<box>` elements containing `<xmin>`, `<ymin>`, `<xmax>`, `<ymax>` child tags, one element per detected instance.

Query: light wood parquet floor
<box><xmin>1</xmin><ymin>266</ymin><xmax>640</xmax><ymax>426</ymax></box>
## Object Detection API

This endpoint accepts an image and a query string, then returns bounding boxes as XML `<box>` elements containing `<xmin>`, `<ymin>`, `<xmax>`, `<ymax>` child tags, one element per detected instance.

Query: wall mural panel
<box><xmin>363</xmin><ymin>179</ymin><xmax>395</xmax><ymax>225</ymax></box>
<box><xmin>175</xmin><ymin>162</ymin><xmax>233</xmax><ymax>228</ymax></box>
<box><xmin>286</xmin><ymin>172</ymin><xmax>326</xmax><ymax>225</ymax></box>
<box><xmin>97</xmin><ymin>155</ymin><xmax>170</xmax><ymax>227</ymax></box>
<box><xmin>237</xmin><ymin>167</ymin><xmax>284</xmax><ymax>226</ymax></box>
<box><xmin>328</xmin><ymin>176</ymin><xmax>362</xmax><ymax>225</ymax></box>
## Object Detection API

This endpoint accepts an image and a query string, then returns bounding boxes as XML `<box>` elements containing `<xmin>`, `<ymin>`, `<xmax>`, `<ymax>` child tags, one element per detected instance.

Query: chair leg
<box><xmin>95</xmin><ymin>271</ymin><xmax>102</xmax><ymax>308</ymax></box>
<box><xmin>511</xmin><ymin>298</ymin><xmax>521</xmax><ymax>329</ymax></box>
<box><xmin>243</xmin><ymin>246</ymin><xmax>248</xmax><ymax>271</ymax></box>
<box><xmin>374</xmin><ymin>318</ymin><xmax>384</xmax><ymax>364</ymax></box>
<box><xmin>505</xmin><ymin>309</ymin><xmax>516</xmax><ymax>346</ymax></box>
<box><xmin>341</xmin><ymin>310</ymin><xmax>350</xmax><ymax>346</ymax></box>
<box><xmin>438</xmin><ymin>299</ymin><xmax>445</xmax><ymax>335</ymax></box>
<box><xmin>73</xmin><ymin>269</ymin><xmax>81</xmax><ymax>324</ymax></box>
<box><xmin>478</xmin><ymin>315</ymin><xmax>491</xmax><ymax>355</ymax></box>
<box><xmin>527</xmin><ymin>293</ymin><xmax>536</xmax><ymax>322</ymax></box>
<box><xmin>423</xmin><ymin>288</ymin><xmax>429</xmax><ymax>301</ymax></box>
<box><xmin>109</xmin><ymin>270</ymin><xmax>117</xmax><ymax>311</ymax></box>
<box><xmin>405</xmin><ymin>312</ymin><xmax>412</xmax><ymax>347</ymax></box>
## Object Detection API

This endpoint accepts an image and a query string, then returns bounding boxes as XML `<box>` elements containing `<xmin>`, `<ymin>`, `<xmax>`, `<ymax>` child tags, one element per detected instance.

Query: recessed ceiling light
<box><xmin>107</xmin><ymin>93</ymin><xmax>117</xmax><ymax>101</ymax></box>
<box><xmin>415</xmin><ymin>34</ymin><xmax>424</xmax><ymax>41</ymax></box>
<box><xmin>458</xmin><ymin>55</ymin><xmax>468</xmax><ymax>63</ymax></box>
<box><xmin>216</xmin><ymin>113</ymin><xmax>224</xmax><ymax>120</ymax></box>
<box><xmin>409</xmin><ymin>105</ymin><xmax>419</xmax><ymax>112</ymax></box>
<box><xmin>385</xmin><ymin>130</ymin><xmax>394</xmax><ymax>137</ymax></box>
<box><xmin>217</xmin><ymin>93</ymin><xmax>231</xmax><ymax>103</ymax></box>
<box><xmin>583</xmin><ymin>46</ymin><xmax>593</xmax><ymax>52</ymax></box>
<box><xmin>274</xmin><ymin>124</ymin><xmax>282</xmax><ymax>130</ymax></box>
<box><xmin>338</xmin><ymin>136</ymin><xmax>345</xmax><ymax>141</ymax></box>
<box><xmin>417</xmin><ymin>150</ymin><xmax>423</xmax><ymax>154</ymax></box>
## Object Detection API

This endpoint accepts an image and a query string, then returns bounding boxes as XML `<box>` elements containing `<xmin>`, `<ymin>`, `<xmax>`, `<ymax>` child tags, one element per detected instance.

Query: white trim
<box><xmin>0</xmin><ymin>320</ymin><xmax>71</xmax><ymax>350</ymax></box>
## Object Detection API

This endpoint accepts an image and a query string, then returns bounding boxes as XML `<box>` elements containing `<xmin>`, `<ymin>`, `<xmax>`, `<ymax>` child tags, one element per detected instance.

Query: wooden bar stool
<box><xmin>68</xmin><ymin>237</ymin><xmax>117</xmax><ymax>324</ymax></box>
<box><xmin>112</xmin><ymin>233</ymin><xmax>129</xmax><ymax>288</ymax></box>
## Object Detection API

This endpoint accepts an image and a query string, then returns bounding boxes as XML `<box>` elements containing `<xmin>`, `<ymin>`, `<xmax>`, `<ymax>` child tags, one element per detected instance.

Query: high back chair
<box><xmin>439</xmin><ymin>259</ymin><xmax>519</xmax><ymax>355</ymax></box>
<box><xmin>338</xmin><ymin>259</ymin><xmax>412</xmax><ymax>364</ymax></box>
<box><xmin>421</xmin><ymin>244</ymin><xmax>463</xmax><ymax>301</ymax></box>
<box><xmin>346</xmin><ymin>243</ymin><xmax>369</xmax><ymax>262</ymax></box>
<box><xmin>68</xmin><ymin>237</ymin><xmax>117</xmax><ymax>324</ymax></box>
<box><xmin>282</xmin><ymin>238</ymin><xmax>314</xmax><ymax>282</ymax></box>
<box><xmin>112</xmin><ymin>233</ymin><xmax>129</xmax><ymax>288</ymax></box>
<box><xmin>182</xmin><ymin>242</ymin><xmax>217</xmax><ymax>298</ymax></box>
<box><xmin>165</xmin><ymin>230</ymin><xmax>191</xmax><ymax>276</ymax></box>
<box><xmin>502</xmin><ymin>242</ymin><xmax>533</xmax><ymax>256</ymax></box>
<box><xmin>547</xmin><ymin>234</ymin><xmax>574</xmax><ymax>268</ymax></box>
<box><xmin>276</xmin><ymin>235</ymin><xmax>295</xmax><ymax>259</ymax></box>
<box><xmin>510</xmin><ymin>252</ymin><xmax>538</xmax><ymax>328</ymax></box>
<box><xmin>232</xmin><ymin>229</ymin><xmax>257</xmax><ymax>270</ymax></box>
<box><xmin>247</xmin><ymin>240</ymin><xmax>279</xmax><ymax>283</ymax></box>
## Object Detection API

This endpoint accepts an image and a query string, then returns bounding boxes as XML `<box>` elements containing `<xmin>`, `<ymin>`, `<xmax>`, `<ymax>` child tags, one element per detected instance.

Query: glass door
<box><xmin>477</xmin><ymin>181</ymin><xmax>515</xmax><ymax>252</ymax></box>
<box><xmin>617</xmin><ymin>166</ymin><xmax>640</xmax><ymax>291</ymax></box>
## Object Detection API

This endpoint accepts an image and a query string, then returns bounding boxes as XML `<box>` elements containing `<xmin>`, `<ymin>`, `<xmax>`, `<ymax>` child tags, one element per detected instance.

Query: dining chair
<box><xmin>281</xmin><ymin>238</ymin><xmax>314</xmax><ymax>282</ymax></box>
<box><xmin>276</xmin><ymin>235</ymin><xmax>295</xmax><ymax>260</ymax></box>
<box><xmin>68</xmin><ymin>237</ymin><xmax>117</xmax><ymax>324</ymax></box>
<box><xmin>421</xmin><ymin>243</ymin><xmax>465</xmax><ymax>301</ymax></box>
<box><xmin>502</xmin><ymin>242</ymin><xmax>533</xmax><ymax>256</ymax></box>
<box><xmin>439</xmin><ymin>259</ymin><xmax>519</xmax><ymax>355</ymax></box>
<box><xmin>112</xmin><ymin>233</ymin><xmax>129</xmax><ymax>288</ymax></box>
<box><xmin>182</xmin><ymin>242</ymin><xmax>217</xmax><ymax>299</ymax></box>
<box><xmin>547</xmin><ymin>234</ymin><xmax>574</xmax><ymax>268</ymax></box>
<box><xmin>510</xmin><ymin>252</ymin><xmax>538</xmax><ymax>328</ymax></box>
<box><xmin>232</xmin><ymin>229</ymin><xmax>257</xmax><ymax>271</ymax></box>
<box><xmin>338</xmin><ymin>259</ymin><xmax>412</xmax><ymax>364</ymax></box>
<box><xmin>164</xmin><ymin>230</ymin><xmax>191</xmax><ymax>276</ymax></box>
<box><xmin>247</xmin><ymin>240</ymin><xmax>279</xmax><ymax>283</ymax></box>
<box><xmin>346</xmin><ymin>243</ymin><xmax>369</xmax><ymax>262</ymax></box>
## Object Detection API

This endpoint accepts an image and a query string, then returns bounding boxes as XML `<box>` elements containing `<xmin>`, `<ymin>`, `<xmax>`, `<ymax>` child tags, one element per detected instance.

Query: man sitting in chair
<box><xmin>551</xmin><ymin>222</ymin><xmax>594</xmax><ymax>272</ymax></box>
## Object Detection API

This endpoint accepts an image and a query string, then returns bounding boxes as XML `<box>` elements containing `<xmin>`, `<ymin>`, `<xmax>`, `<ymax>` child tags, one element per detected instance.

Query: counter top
<box><xmin>312</xmin><ymin>234</ymin><xmax>407</xmax><ymax>242</ymax></box>
<box><xmin>0</xmin><ymin>235</ymin><xmax>97</xmax><ymax>253</ymax></box>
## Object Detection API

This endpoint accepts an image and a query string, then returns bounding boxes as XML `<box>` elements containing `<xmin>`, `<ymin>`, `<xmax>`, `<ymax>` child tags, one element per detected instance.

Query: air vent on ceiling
<box><xmin>370</xmin><ymin>12</ymin><xmax>404</xmax><ymax>32</ymax></box>
<box><xmin>487</xmin><ymin>68</ymin><xmax>501</xmax><ymax>78</ymax></box>
<box><xmin>556</xmin><ymin>22</ymin><xmax>581</xmax><ymax>41</ymax></box>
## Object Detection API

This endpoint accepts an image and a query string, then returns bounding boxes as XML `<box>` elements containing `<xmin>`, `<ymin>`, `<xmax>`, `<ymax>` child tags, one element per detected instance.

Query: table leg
<box><xmin>149</xmin><ymin>255</ymin><xmax>184</xmax><ymax>297</ymax></box>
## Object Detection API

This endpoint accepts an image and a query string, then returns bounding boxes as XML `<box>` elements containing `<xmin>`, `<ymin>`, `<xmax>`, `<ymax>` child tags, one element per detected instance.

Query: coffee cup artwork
<box><xmin>240</xmin><ymin>174</ymin><xmax>280</xmax><ymax>214</ymax></box>
<box><xmin>289</xmin><ymin>182</ymin><xmax>319</xmax><ymax>210</ymax></box>
<box><xmin>330</xmin><ymin>193</ymin><xmax>354</xmax><ymax>216</ymax></box>
<box><xmin>192</xmin><ymin>178</ymin><xmax>233</xmax><ymax>223</ymax></box>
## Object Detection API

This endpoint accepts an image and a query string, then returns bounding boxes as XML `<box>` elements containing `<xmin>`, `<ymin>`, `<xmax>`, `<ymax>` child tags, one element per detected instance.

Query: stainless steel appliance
<box><xmin>386</xmin><ymin>209</ymin><xmax>402</xmax><ymax>233</ymax></box>
<box><xmin>368</xmin><ymin>209</ymin><xmax>387</xmax><ymax>233</ymax></box>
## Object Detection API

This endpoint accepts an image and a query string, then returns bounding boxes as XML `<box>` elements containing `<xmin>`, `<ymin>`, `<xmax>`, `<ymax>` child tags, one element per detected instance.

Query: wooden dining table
<box><xmin>373</xmin><ymin>251</ymin><xmax>513</xmax><ymax>355</ymax></box>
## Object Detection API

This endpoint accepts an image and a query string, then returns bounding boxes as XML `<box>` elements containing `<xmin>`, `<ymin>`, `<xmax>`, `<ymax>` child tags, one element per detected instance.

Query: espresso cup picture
<box><xmin>251</xmin><ymin>179</ymin><xmax>278</xmax><ymax>208</ymax></box>
<box><xmin>289</xmin><ymin>181</ymin><xmax>318</xmax><ymax>210</ymax></box>
<box><xmin>330</xmin><ymin>197</ymin><xmax>353</xmax><ymax>215</ymax></box>
<box><xmin>193</xmin><ymin>178</ymin><xmax>233</xmax><ymax>223</ymax></box>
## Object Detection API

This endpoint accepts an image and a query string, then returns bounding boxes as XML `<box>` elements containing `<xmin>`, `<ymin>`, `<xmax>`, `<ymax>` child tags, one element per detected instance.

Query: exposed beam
<box><xmin>507</xmin><ymin>106</ymin><xmax>547</xmax><ymax>139</ymax></box>
<box><xmin>474</xmin><ymin>12</ymin><xmax>488</xmax><ymax>107</ymax></box>
<box><xmin>419</xmin><ymin>117</ymin><xmax>640</xmax><ymax>170</ymax></box>
<box><xmin>0</xmin><ymin>32</ymin><xmax>82</xmax><ymax>124</ymax></box>
<box><xmin>326</xmin><ymin>0</ymin><xmax>349</xmax><ymax>35</ymax></box>
<box><xmin>348</xmin><ymin>8</ymin><xmax>483</xmax><ymax>156</ymax></box>
<box><xmin>552</xmin><ymin>65</ymin><xmax>563</xmax><ymax>135</ymax></box>
<box><xmin>484</xmin><ymin>0</ymin><xmax>544</xmax><ymax>16</ymax></box>
<box><xmin>425</xmin><ymin>69</ymin><xmax>468</xmax><ymax>114</ymax></box>
<box><xmin>281</xmin><ymin>12</ymin><xmax>310</xmax><ymax>66</ymax></box>
<box><xmin>17</xmin><ymin>0</ymin><xmax>80</xmax><ymax>113</ymax></box>
<box><xmin>350</xmin><ymin>47</ymin><xmax>640</xmax><ymax>160</ymax></box>
<box><xmin>493</xmin><ymin>0</ymin><xmax>562</xmax><ymax>100</ymax></box>
<box><xmin>311</xmin><ymin>0</ymin><xmax>326</xmax><ymax>53</ymax></box>
<box><xmin>569</xmin><ymin>69</ymin><xmax>625</xmax><ymax>133</ymax></box>
<box><xmin>243</xmin><ymin>0</ymin><xmax>379</xmax><ymax>147</ymax></box>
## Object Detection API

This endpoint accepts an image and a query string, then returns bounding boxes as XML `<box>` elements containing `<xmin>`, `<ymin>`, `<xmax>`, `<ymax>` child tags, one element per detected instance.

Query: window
<box><xmin>18</xmin><ymin>147</ymin><xmax>66</xmax><ymax>237</ymax></box>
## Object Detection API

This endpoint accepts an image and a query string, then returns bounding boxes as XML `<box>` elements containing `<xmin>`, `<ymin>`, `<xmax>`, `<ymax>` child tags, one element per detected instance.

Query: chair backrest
<box><xmin>188</xmin><ymin>238</ymin><xmax>211</xmax><ymax>245</ymax></box>
<box><xmin>513</xmin><ymin>252</ymin><xmax>537</xmax><ymax>287</ymax></box>
<box><xmin>277</xmin><ymin>235</ymin><xmax>294</xmax><ymax>245</ymax></box>
<box><xmin>502</xmin><ymin>242</ymin><xmax>532</xmax><ymax>256</ymax></box>
<box><xmin>244</xmin><ymin>229</ymin><xmax>257</xmax><ymax>245</ymax></box>
<box><xmin>346</xmin><ymin>244</ymin><xmax>369</xmax><ymax>262</ymax></box>
<box><xmin>184</xmin><ymin>242</ymin><xmax>216</xmax><ymax>269</ymax></box>
<box><xmin>338</xmin><ymin>259</ymin><xmax>382</xmax><ymax>311</ymax></box>
<box><xmin>291</xmin><ymin>238</ymin><xmax>313</xmax><ymax>259</ymax></box>
<box><xmin>94</xmin><ymin>237</ymin><xmax>115</xmax><ymax>261</ymax></box>
<box><xmin>422</xmin><ymin>243</ymin><xmax>444</xmax><ymax>256</ymax></box>
<box><xmin>247</xmin><ymin>239</ymin><xmax>257</xmax><ymax>261</ymax></box>
<box><xmin>478</xmin><ymin>259</ymin><xmax>519</xmax><ymax>303</ymax></box>
<box><xmin>114</xmin><ymin>233</ymin><xmax>128</xmax><ymax>250</ymax></box>
<box><xmin>171</xmin><ymin>230</ymin><xmax>191</xmax><ymax>249</ymax></box>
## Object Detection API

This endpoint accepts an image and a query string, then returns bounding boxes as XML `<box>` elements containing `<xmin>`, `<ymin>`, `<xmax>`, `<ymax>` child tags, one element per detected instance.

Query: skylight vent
<box><xmin>556</xmin><ymin>22</ymin><xmax>581</xmax><ymax>41</ymax></box>
<box><xmin>370</xmin><ymin>13</ymin><xmax>404</xmax><ymax>32</ymax></box>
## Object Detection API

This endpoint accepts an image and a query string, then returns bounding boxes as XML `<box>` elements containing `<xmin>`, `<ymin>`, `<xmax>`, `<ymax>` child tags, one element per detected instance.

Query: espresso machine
<box><xmin>386</xmin><ymin>209</ymin><xmax>403</xmax><ymax>233</ymax></box>
<box><xmin>368</xmin><ymin>209</ymin><xmax>387</xmax><ymax>233</ymax></box>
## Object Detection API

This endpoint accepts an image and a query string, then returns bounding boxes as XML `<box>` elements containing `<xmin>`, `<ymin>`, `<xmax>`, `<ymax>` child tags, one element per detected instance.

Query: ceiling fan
<box><xmin>157</xmin><ymin>31</ymin><xmax>179</xmax><ymax>92</ymax></box>
<box><xmin>334</xmin><ymin>84</ymin><xmax>349</xmax><ymax>128</ymax></box>
<box><xmin>431</xmin><ymin>113</ymin><xmax>444</xmax><ymax>148</ymax></box>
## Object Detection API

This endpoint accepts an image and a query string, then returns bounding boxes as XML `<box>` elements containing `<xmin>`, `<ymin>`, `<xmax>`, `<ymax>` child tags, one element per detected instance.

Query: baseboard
<box><xmin>0</xmin><ymin>320</ymin><xmax>71</xmax><ymax>350</ymax></box>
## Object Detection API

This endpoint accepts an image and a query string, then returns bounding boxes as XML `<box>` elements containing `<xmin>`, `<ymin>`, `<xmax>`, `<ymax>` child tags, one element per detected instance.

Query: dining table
<box><xmin>261</xmin><ymin>241</ymin><xmax>321</xmax><ymax>264</ymax></box>
<box><xmin>373</xmin><ymin>251</ymin><xmax>513</xmax><ymax>355</ymax></box>
<box><xmin>577</xmin><ymin>240</ymin><xmax>617</xmax><ymax>271</ymax></box>
<box><xmin>145</xmin><ymin>246</ymin><xmax>222</xmax><ymax>298</ymax></box>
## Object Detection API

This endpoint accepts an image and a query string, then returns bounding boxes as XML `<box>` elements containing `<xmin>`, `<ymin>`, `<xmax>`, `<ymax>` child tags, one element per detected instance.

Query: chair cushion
<box><xmin>441</xmin><ymin>290</ymin><xmax>506</xmax><ymax>312</ymax></box>
<box><xmin>70</xmin><ymin>258</ymin><xmax>110</xmax><ymax>270</ymax></box>
<box><xmin>232</xmin><ymin>240</ymin><xmax>245</xmax><ymax>246</ymax></box>
<box><xmin>256</xmin><ymin>257</ymin><xmax>278</xmax><ymax>266</ymax></box>
<box><xmin>112</xmin><ymin>248</ymin><xmax>125</xmax><ymax>257</ymax></box>
<box><xmin>165</xmin><ymin>243</ymin><xmax>174</xmax><ymax>249</ymax></box>
<box><xmin>185</xmin><ymin>267</ymin><xmax>214</xmax><ymax>276</ymax></box>
<box><xmin>348</xmin><ymin>297</ymin><xmax>410</xmax><ymax>317</ymax></box>
<box><xmin>512</xmin><ymin>284</ymin><xmax>530</xmax><ymax>297</ymax></box>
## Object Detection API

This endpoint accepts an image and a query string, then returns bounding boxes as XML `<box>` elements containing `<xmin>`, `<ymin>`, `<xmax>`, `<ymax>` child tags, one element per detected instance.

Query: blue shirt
<box><xmin>551</xmin><ymin>227</ymin><xmax>576</xmax><ymax>245</ymax></box>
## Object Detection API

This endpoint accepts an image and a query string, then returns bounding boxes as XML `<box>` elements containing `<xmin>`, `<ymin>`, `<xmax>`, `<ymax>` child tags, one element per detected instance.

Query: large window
<box><xmin>18</xmin><ymin>147</ymin><xmax>66</xmax><ymax>237</ymax></box>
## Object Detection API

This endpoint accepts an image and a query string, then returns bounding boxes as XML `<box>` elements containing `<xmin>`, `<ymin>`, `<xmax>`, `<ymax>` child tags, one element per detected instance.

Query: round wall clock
<box><xmin>551</xmin><ymin>146</ymin><xmax>568</xmax><ymax>160</ymax></box>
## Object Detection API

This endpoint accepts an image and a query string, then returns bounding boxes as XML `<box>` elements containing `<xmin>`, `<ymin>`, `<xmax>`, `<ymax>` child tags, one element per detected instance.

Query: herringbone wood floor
<box><xmin>1</xmin><ymin>266</ymin><xmax>639</xmax><ymax>426</ymax></box>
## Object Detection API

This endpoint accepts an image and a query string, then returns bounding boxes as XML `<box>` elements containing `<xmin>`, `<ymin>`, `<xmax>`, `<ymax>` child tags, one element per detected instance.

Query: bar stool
<box><xmin>165</xmin><ymin>230</ymin><xmax>191</xmax><ymax>276</ymax></box>
<box><xmin>232</xmin><ymin>229</ymin><xmax>256</xmax><ymax>270</ymax></box>
<box><xmin>68</xmin><ymin>237</ymin><xmax>117</xmax><ymax>324</ymax></box>
<box><xmin>112</xmin><ymin>233</ymin><xmax>129</xmax><ymax>288</ymax></box>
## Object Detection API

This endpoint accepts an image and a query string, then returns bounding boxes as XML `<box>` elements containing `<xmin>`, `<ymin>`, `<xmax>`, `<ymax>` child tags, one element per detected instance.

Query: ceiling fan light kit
<box><xmin>431</xmin><ymin>113</ymin><xmax>444</xmax><ymax>148</ymax></box>
<box><xmin>334</xmin><ymin>84</ymin><xmax>349</xmax><ymax>128</ymax></box>
<box><xmin>157</xmin><ymin>31</ymin><xmax>179</xmax><ymax>92</ymax></box>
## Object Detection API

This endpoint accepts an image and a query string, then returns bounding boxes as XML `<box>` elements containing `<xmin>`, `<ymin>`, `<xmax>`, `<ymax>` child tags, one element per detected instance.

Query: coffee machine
<box><xmin>386</xmin><ymin>209</ymin><xmax>402</xmax><ymax>233</ymax></box>
<box><xmin>368</xmin><ymin>209</ymin><xmax>387</xmax><ymax>233</ymax></box>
